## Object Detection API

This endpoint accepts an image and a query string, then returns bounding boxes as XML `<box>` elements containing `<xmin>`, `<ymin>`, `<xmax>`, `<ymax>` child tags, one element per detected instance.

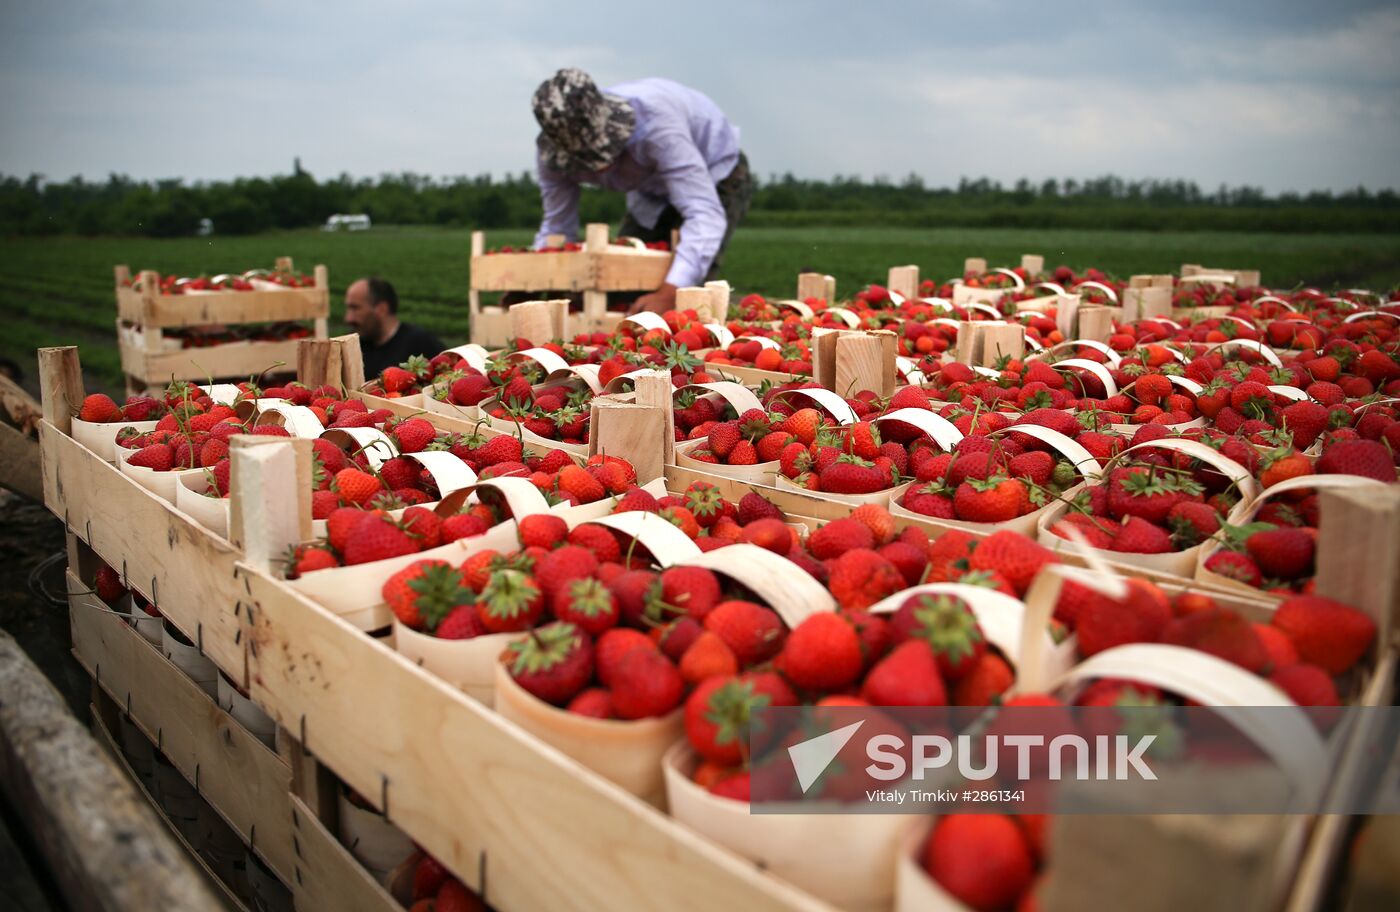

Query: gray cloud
<box><xmin>0</xmin><ymin>0</ymin><xmax>1395</xmax><ymax>193</ymax></box>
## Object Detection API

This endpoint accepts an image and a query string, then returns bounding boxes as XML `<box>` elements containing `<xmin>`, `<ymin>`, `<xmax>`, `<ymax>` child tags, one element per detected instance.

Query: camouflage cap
<box><xmin>532</xmin><ymin>68</ymin><xmax>635</xmax><ymax>173</ymax></box>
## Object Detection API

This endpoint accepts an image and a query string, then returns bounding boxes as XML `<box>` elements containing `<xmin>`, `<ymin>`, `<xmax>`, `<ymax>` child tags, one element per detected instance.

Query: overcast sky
<box><xmin>1</xmin><ymin>0</ymin><xmax>1397</xmax><ymax>193</ymax></box>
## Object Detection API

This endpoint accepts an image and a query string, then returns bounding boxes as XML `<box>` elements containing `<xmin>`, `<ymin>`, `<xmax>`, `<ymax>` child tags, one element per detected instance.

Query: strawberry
<box><xmin>435</xmin><ymin>880</ymin><xmax>485</xmax><ymax>912</ymax></box>
<box><xmin>1271</xmin><ymin>595</ymin><xmax>1376</xmax><ymax>675</ymax></box>
<box><xmin>595</xmin><ymin>627</ymin><xmax>658</xmax><ymax>687</ymax></box>
<box><xmin>703</xmin><ymin>600</ymin><xmax>785</xmax><ymax>666</ymax></box>
<box><xmin>1076</xmin><ymin>578</ymin><xmax>1171</xmax><ymax>656</ymax></box>
<box><xmin>953</xmin><ymin>476</ymin><xmax>1029</xmax><ymax>523</ymax></box>
<box><xmin>612</xmin><ymin>570</ymin><xmax>663</xmax><ymax>627</ymax></box>
<box><xmin>518</xmin><ymin>513</ymin><xmax>568</xmax><ymax>550</ymax></box>
<box><xmin>476</xmin><ymin>568</ymin><xmax>544</xmax><ymax>633</ymax></box>
<box><xmin>819</xmin><ymin>455</ymin><xmax>889</xmax><ymax>494</ymax></box>
<box><xmin>1106</xmin><ymin>466</ymin><xmax>1203</xmax><ymax>524</ymax></box>
<box><xmin>610</xmin><ymin>648</ymin><xmax>685</xmax><ymax>719</ymax></box>
<box><xmin>1268</xmin><ymin>663</ymin><xmax>1340</xmax><ymax>707</ymax></box>
<box><xmin>707</xmin><ymin>422</ymin><xmax>741</xmax><ymax>459</ymax></box>
<box><xmin>1255</xmin><ymin>623</ymin><xmax>1299</xmax><ymax>671</ymax></box>
<box><xmin>552</xmin><ymin>577</ymin><xmax>619</xmax><ymax>635</ymax></box>
<box><xmin>827</xmin><ymin>549</ymin><xmax>905</xmax><ymax>611</ymax></box>
<box><xmin>475</xmin><ymin>435</ymin><xmax>524</xmax><ymax>467</ymax></box>
<box><xmin>1316</xmin><ymin>439</ymin><xmax>1395</xmax><ymax>482</ymax></box>
<box><xmin>1167</xmin><ymin>501</ymin><xmax>1221</xmax><ymax>548</ymax></box>
<box><xmin>778</xmin><ymin>613</ymin><xmax>862</xmax><ymax>693</ymax></box>
<box><xmin>1110</xmin><ymin>515</ymin><xmax>1175</xmax><ymax>554</ymax></box>
<box><xmin>952</xmin><ymin>652</ymin><xmax>1014</xmax><ymax>706</ymax></box>
<box><xmin>78</xmin><ymin>393</ymin><xmax>122</xmax><ymax>423</ymax></box>
<box><xmin>381</xmin><ymin>365</ymin><xmax>417</xmax><ymax>394</ymax></box>
<box><xmin>128</xmin><ymin>443</ymin><xmax>175</xmax><ymax>471</ymax></box>
<box><xmin>741</xmin><ymin>518</ymin><xmax>794</xmax><ymax>554</ymax></box>
<box><xmin>567</xmin><ymin>688</ymin><xmax>615</xmax><ymax>719</ymax></box>
<box><xmin>615</xmin><ymin>487</ymin><xmax>662</xmax><ymax>514</ymax></box>
<box><xmin>659</xmin><ymin>566</ymin><xmax>722</xmax><ymax>620</ymax></box>
<box><xmin>808</xmin><ymin>518</ymin><xmax>875</xmax><ymax>561</ymax></box>
<box><xmin>1204</xmin><ymin>550</ymin><xmax>1263</xmax><ymax>587</ymax></box>
<box><xmin>436</xmin><ymin>605</ymin><xmax>485</xmax><ymax>639</ymax></box>
<box><xmin>1245</xmin><ymin>527</ymin><xmax>1315</xmax><ymax>580</ymax></box>
<box><xmin>1280</xmin><ymin>400</ymin><xmax>1330</xmax><ymax>449</ymax></box>
<box><xmin>684</xmin><ymin>673</ymin><xmax>795</xmax><ymax>765</ymax></box>
<box><xmin>566</xmin><ymin>524</ymin><xmax>622</xmax><ymax>563</ymax></box>
<box><xmin>343</xmin><ymin>514</ymin><xmax>419</xmax><ymax>565</ymax></box>
<box><xmin>967</xmin><ymin>531</ymin><xmax>1057</xmax><ymax>596</ymax></box>
<box><xmin>94</xmin><ymin>563</ymin><xmax>127</xmax><ymax>604</ymax></box>
<box><xmin>680</xmin><ymin>631</ymin><xmax>739</xmax><ymax>684</ymax></box>
<box><xmin>502</xmin><ymin>621</ymin><xmax>593</xmax><ymax>705</ymax></box>
<box><xmin>381</xmin><ymin>559</ymin><xmax>471</xmax><ymax>630</ymax></box>
<box><xmin>891</xmin><ymin>592</ymin><xmax>986</xmax><ymax>679</ymax></box>
<box><xmin>727</xmin><ymin>439</ymin><xmax>759</xmax><ymax>465</ymax></box>
<box><xmin>879</xmin><ymin>541</ymin><xmax>929</xmax><ymax>587</ymax></box>
<box><xmin>654</xmin><ymin>616</ymin><xmax>704</xmax><ymax>661</ymax></box>
<box><xmin>782</xmin><ymin>408</ymin><xmax>823</xmax><ymax>444</ymax></box>
<box><xmin>849</xmin><ymin>503</ymin><xmax>896</xmax><ymax>546</ymax></box>
<box><xmin>392</xmin><ymin>417</ymin><xmax>437</xmax><ymax>453</ymax></box>
<box><xmin>557</xmin><ymin>465</ymin><xmax>606</xmax><ymax>502</ymax></box>
<box><xmin>924</xmin><ymin>814</ymin><xmax>1035</xmax><ymax>912</ymax></box>
<box><xmin>737</xmin><ymin>492</ymin><xmax>783</xmax><ymax>525</ymax></box>
<box><xmin>334</xmin><ymin>468</ymin><xmax>381</xmax><ymax>507</ymax></box>
<box><xmin>861</xmin><ymin>640</ymin><xmax>947</xmax><ymax>706</ymax></box>
<box><xmin>1161</xmin><ymin>609</ymin><xmax>1268</xmax><ymax>672</ymax></box>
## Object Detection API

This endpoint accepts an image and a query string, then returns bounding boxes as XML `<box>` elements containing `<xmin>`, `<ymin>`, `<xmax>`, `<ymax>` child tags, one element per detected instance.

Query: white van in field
<box><xmin>323</xmin><ymin>213</ymin><xmax>372</xmax><ymax>231</ymax></box>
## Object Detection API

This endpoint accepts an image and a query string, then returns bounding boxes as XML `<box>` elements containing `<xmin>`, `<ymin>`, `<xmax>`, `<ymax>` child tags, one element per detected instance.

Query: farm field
<box><xmin>4</xmin><ymin>224</ymin><xmax>1399</xmax><ymax>393</ymax></box>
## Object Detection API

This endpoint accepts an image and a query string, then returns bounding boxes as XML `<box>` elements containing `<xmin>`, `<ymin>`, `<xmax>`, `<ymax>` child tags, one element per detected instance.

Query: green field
<box><xmin>5</xmin><ymin>226</ymin><xmax>1400</xmax><ymax>394</ymax></box>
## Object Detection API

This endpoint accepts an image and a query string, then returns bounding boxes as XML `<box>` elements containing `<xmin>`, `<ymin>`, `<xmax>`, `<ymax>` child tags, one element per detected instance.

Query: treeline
<box><xmin>2</xmin><ymin>169</ymin><xmax>1398</xmax><ymax>237</ymax></box>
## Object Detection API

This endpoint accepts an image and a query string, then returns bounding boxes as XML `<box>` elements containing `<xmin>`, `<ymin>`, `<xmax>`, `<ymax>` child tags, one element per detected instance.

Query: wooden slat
<box><xmin>288</xmin><ymin>794</ymin><xmax>401</xmax><ymax>912</ymax></box>
<box><xmin>470</xmin><ymin>252</ymin><xmax>591</xmax><ymax>291</ymax></box>
<box><xmin>0</xmin><ymin>629</ymin><xmax>224</xmax><ymax>912</ymax></box>
<box><xmin>0</xmin><ymin>421</ymin><xmax>42</xmax><ymax>500</ymax></box>
<box><xmin>68</xmin><ymin>572</ymin><xmax>298</xmax><ymax>885</ymax></box>
<box><xmin>118</xmin><ymin>288</ymin><xmax>328</xmax><ymax>329</ymax></box>
<box><xmin>120</xmin><ymin>338</ymin><xmax>303</xmax><ymax>386</ymax></box>
<box><xmin>88</xmin><ymin>702</ymin><xmax>245</xmax><ymax>912</ymax></box>
<box><xmin>591</xmin><ymin>250</ymin><xmax>673</xmax><ymax>291</ymax></box>
<box><xmin>239</xmin><ymin>564</ymin><xmax>828</xmax><ymax>912</ymax></box>
<box><xmin>40</xmin><ymin>421</ymin><xmax>246</xmax><ymax>680</ymax></box>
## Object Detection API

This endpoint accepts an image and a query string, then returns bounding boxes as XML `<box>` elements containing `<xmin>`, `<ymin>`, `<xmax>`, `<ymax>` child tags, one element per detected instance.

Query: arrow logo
<box><xmin>787</xmin><ymin>720</ymin><xmax>865</xmax><ymax>794</ymax></box>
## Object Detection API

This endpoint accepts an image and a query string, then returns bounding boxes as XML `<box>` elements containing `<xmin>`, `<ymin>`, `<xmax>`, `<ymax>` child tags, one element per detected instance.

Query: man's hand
<box><xmin>628</xmin><ymin>283</ymin><xmax>678</xmax><ymax>315</ymax></box>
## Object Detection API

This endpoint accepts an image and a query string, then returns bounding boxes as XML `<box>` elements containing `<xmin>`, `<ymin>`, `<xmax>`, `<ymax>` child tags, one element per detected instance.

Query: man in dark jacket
<box><xmin>343</xmin><ymin>277</ymin><xmax>445</xmax><ymax>378</ymax></box>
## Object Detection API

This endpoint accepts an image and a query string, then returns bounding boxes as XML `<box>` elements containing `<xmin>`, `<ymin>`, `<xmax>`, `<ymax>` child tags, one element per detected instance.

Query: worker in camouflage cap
<box><xmin>532</xmin><ymin>68</ymin><xmax>636</xmax><ymax>173</ymax></box>
<box><xmin>529</xmin><ymin>69</ymin><xmax>751</xmax><ymax>314</ymax></box>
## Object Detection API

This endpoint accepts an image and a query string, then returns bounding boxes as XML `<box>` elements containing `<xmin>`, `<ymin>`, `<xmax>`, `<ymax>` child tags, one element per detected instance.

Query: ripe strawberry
<box><xmin>849</xmin><ymin>503</ymin><xmax>896</xmax><ymax>546</ymax></box>
<box><xmin>1167</xmin><ymin>501</ymin><xmax>1221</xmax><ymax>548</ymax></box>
<box><xmin>1111</xmin><ymin>515</ymin><xmax>1175</xmax><ymax>554</ymax></box>
<box><xmin>1106</xmin><ymin>466</ymin><xmax>1202</xmax><ymax>524</ymax></box>
<box><xmin>615</xmin><ymin>487</ymin><xmax>662</xmax><ymax>514</ymax></box>
<box><xmin>740</xmin><ymin>517</ymin><xmax>794</xmax><ymax>554</ymax></box>
<box><xmin>567</xmin><ymin>524</ymin><xmax>622</xmax><ymax>563</ymax></box>
<box><xmin>659</xmin><ymin>566</ymin><xmax>722</xmax><ymax>620</ymax></box>
<box><xmin>610</xmin><ymin>648</ymin><xmax>685</xmax><ymax>719</ymax></box>
<box><xmin>924</xmin><ymin>816</ymin><xmax>1035</xmax><ymax>912</ymax></box>
<box><xmin>737</xmin><ymin>492</ymin><xmax>783</xmax><ymax>525</ymax></box>
<box><xmin>94</xmin><ymin>563</ymin><xmax>127</xmax><ymax>604</ymax></box>
<box><xmin>343</xmin><ymin>514</ymin><xmax>419</xmax><ymax>565</ymax></box>
<box><xmin>518</xmin><ymin>513</ymin><xmax>568</xmax><ymax>550</ymax></box>
<box><xmin>435</xmin><ymin>880</ymin><xmax>485</xmax><ymax>912</ymax></box>
<box><xmin>557</xmin><ymin>465</ymin><xmax>606</xmax><ymax>502</ymax></box>
<box><xmin>703</xmin><ymin>600</ymin><xmax>784</xmax><ymax>666</ymax></box>
<box><xmin>891</xmin><ymin>593</ymin><xmax>986</xmax><ymax>679</ymax></box>
<box><xmin>861</xmin><ymin>640</ymin><xmax>947</xmax><ymax>706</ymax></box>
<box><xmin>1161</xmin><ymin>609</ymin><xmax>1268</xmax><ymax>672</ymax></box>
<box><xmin>782</xmin><ymin>408</ymin><xmax>823</xmax><ymax>444</ymax></box>
<box><xmin>827</xmin><ymin>549</ymin><xmax>905</xmax><ymax>611</ymax></box>
<box><xmin>476</xmin><ymin>568</ymin><xmax>544</xmax><ymax>633</ymax></box>
<box><xmin>819</xmin><ymin>455</ymin><xmax>889</xmax><ymax>494</ymax></box>
<box><xmin>436</xmin><ymin>605</ymin><xmax>485</xmax><ymax>639</ymax></box>
<box><xmin>1204</xmin><ymin>550</ymin><xmax>1263</xmax><ymax>587</ymax></box>
<box><xmin>567</xmin><ymin>688</ymin><xmax>615</xmax><ymax>719</ymax></box>
<box><xmin>726</xmin><ymin>439</ymin><xmax>759</xmax><ymax>465</ymax></box>
<box><xmin>595</xmin><ymin>627</ymin><xmax>658</xmax><ymax>687</ymax></box>
<box><xmin>680</xmin><ymin>631</ymin><xmax>739</xmax><ymax>684</ymax></box>
<box><xmin>391</xmin><ymin>417</ymin><xmax>436</xmax><ymax>453</ymax></box>
<box><xmin>381</xmin><ymin>366</ymin><xmax>417</xmax><ymax>394</ymax></box>
<box><xmin>953</xmin><ymin>476</ymin><xmax>1029</xmax><ymax>523</ymax></box>
<box><xmin>1271</xmin><ymin>595</ymin><xmax>1376</xmax><ymax>675</ymax></box>
<box><xmin>474</xmin><ymin>435</ymin><xmax>524</xmax><ymax>467</ymax></box>
<box><xmin>654</xmin><ymin>615</ymin><xmax>704</xmax><ymax>661</ymax></box>
<box><xmin>707</xmin><ymin>422</ymin><xmax>741</xmax><ymax>459</ymax></box>
<box><xmin>1316</xmin><ymin>439</ymin><xmax>1395</xmax><ymax>483</ymax></box>
<box><xmin>1255</xmin><ymin>623</ymin><xmax>1299</xmax><ymax>671</ymax></box>
<box><xmin>684</xmin><ymin>674</ymin><xmax>776</xmax><ymax>765</ymax></box>
<box><xmin>502</xmin><ymin>621</ymin><xmax>593</xmax><ymax>705</ymax></box>
<box><xmin>1268</xmin><ymin>663</ymin><xmax>1340</xmax><ymax>707</ymax></box>
<box><xmin>879</xmin><ymin>541</ymin><xmax>929</xmax><ymax>587</ymax></box>
<box><xmin>778</xmin><ymin>613</ymin><xmax>862</xmax><ymax>693</ymax></box>
<box><xmin>381</xmin><ymin>559</ymin><xmax>470</xmax><ymax>630</ymax></box>
<box><xmin>552</xmin><ymin>577</ymin><xmax>619</xmax><ymax>635</ymax></box>
<box><xmin>1245</xmin><ymin>527</ymin><xmax>1315</xmax><ymax>580</ymax></box>
<box><xmin>1076</xmin><ymin>579</ymin><xmax>1171</xmax><ymax>656</ymax></box>
<box><xmin>808</xmin><ymin>518</ymin><xmax>875</xmax><ymax>561</ymax></box>
<box><xmin>967</xmin><ymin>531</ymin><xmax>1057</xmax><ymax>596</ymax></box>
<box><xmin>952</xmin><ymin>652</ymin><xmax>1014</xmax><ymax>706</ymax></box>
<box><xmin>334</xmin><ymin>468</ymin><xmax>381</xmax><ymax>507</ymax></box>
<box><xmin>78</xmin><ymin>393</ymin><xmax>121</xmax><ymax>423</ymax></box>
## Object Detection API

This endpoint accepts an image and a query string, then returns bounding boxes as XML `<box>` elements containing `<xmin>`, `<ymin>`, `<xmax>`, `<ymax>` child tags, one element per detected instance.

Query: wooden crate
<box><xmin>469</xmin><ymin>224</ymin><xmax>673</xmax><ymax>347</ymax></box>
<box><xmin>115</xmin><ymin>257</ymin><xmax>330</xmax><ymax>394</ymax></box>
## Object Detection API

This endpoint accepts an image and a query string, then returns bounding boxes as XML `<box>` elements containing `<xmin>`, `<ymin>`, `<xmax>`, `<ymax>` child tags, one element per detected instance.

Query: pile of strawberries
<box><xmin>484</xmin><ymin>375</ymin><xmax>591</xmax><ymax>444</ymax></box>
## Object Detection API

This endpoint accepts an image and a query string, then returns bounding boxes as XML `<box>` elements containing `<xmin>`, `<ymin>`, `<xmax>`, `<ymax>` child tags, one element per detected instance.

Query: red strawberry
<box><xmin>967</xmin><ymin>531</ymin><xmax>1057</xmax><ymax>596</ymax></box>
<box><xmin>684</xmin><ymin>672</ymin><xmax>797</xmax><ymax>764</ymax></box>
<box><xmin>827</xmin><ymin>549</ymin><xmax>905</xmax><ymax>612</ymax></box>
<box><xmin>392</xmin><ymin>417</ymin><xmax>436</xmax><ymax>453</ymax></box>
<box><xmin>78</xmin><ymin>393</ymin><xmax>121</xmax><ymax>423</ymax></box>
<box><xmin>518</xmin><ymin>513</ymin><xmax>568</xmax><ymax>550</ymax></box>
<box><xmin>1076</xmin><ymin>579</ymin><xmax>1171</xmax><ymax>656</ymax></box>
<box><xmin>1245</xmin><ymin>527</ymin><xmax>1315</xmax><ymax>580</ymax></box>
<box><xmin>128</xmin><ymin>443</ymin><xmax>174</xmax><ymax>471</ymax></box>
<box><xmin>1271</xmin><ymin>595</ymin><xmax>1376</xmax><ymax>675</ymax></box>
<box><xmin>1204</xmin><ymin>550</ymin><xmax>1263</xmax><ymax>587</ymax></box>
<box><xmin>343</xmin><ymin>514</ymin><xmax>419</xmax><ymax>565</ymax></box>
<box><xmin>860</xmin><ymin>640</ymin><xmax>947</xmax><ymax>706</ymax></box>
<box><xmin>707</xmin><ymin>422</ymin><xmax>741</xmax><ymax>459</ymax></box>
<box><xmin>1316</xmin><ymin>439</ymin><xmax>1395</xmax><ymax>482</ymax></box>
<box><xmin>552</xmin><ymin>577</ymin><xmax>619</xmax><ymax>635</ymax></box>
<box><xmin>502</xmin><ymin>621</ymin><xmax>593</xmax><ymax>705</ymax></box>
<box><xmin>737</xmin><ymin>492</ymin><xmax>783</xmax><ymax>525</ymax></box>
<box><xmin>924</xmin><ymin>815</ymin><xmax>1035</xmax><ymax>912</ymax></box>
<box><xmin>1110</xmin><ymin>515</ymin><xmax>1175</xmax><ymax>554</ymax></box>
<box><xmin>891</xmin><ymin>592</ymin><xmax>987</xmax><ymax>679</ymax></box>
<box><xmin>381</xmin><ymin>559</ymin><xmax>470</xmax><ymax>630</ymax></box>
<box><xmin>704</xmin><ymin>600</ymin><xmax>785</xmax><ymax>666</ymax></box>
<box><xmin>1160</xmin><ymin>609</ymin><xmax>1268</xmax><ymax>672</ymax></box>
<box><xmin>953</xmin><ymin>476</ymin><xmax>1029</xmax><ymax>523</ymax></box>
<box><xmin>567</xmin><ymin>688</ymin><xmax>615</xmax><ymax>719</ymax></box>
<box><xmin>610</xmin><ymin>648</ymin><xmax>684</xmax><ymax>719</ymax></box>
<box><xmin>659</xmin><ymin>566</ymin><xmax>723</xmax><ymax>620</ymax></box>
<box><xmin>952</xmin><ymin>652</ymin><xmax>1014</xmax><ymax>706</ymax></box>
<box><xmin>1268</xmin><ymin>663</ymin><xmax>1340</xmax><ymax>706</ymax></box>
<box><xmin>334</xmin><ymin>467</ymin><xmax>382</xmax><ymax>507</ymax></box>
<box><xmin>819</xmin><ymin>455</ymin><xmax>889</xmax><ymax>494</ymax></box>
<box><xmin>807</xmin><ymin>518</ymin><xmax>875</xmax><ymax>561</ymax></box>
<box><xmin>1167</xmin><ymin>501</ymin><xmax>1221</xmax><ymax>548</ymax></box>
<box><xmin>1255</xmin><ymin>623</ymin><xmax>1299</xmax><ymax>671</ymax></box>
<box><xmin>778</xmin><ymin>612</ymin><xmax>863</xmax><ymax>693</ymax></box>
<box><xmin>595</xmin><ymin>628</ymin><xmax>658</xmax><ymax>687</ymax></box>
<box><xmin>475</xmin><ymin>568</ymin><xmax>545</xmax><ymax>633</ymax></box>
<box><xmin>680</xmin><ymin>631</ymin><xmax>739</xmax><ymax>684</ymax></box>
<box><xmin>566</xmin><ymin>525</ymin><xmax>622</xmax><ymax>563</ymax></box>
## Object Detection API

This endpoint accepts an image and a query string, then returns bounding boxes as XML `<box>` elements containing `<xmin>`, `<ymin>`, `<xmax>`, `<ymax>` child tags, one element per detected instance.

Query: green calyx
<box><xmin>508</xmin><ymin>622</ymin><xmax>582</xmax><ymax>675</ymax></box>
<box><xmin>704</xmin><ymin>680</ymin><xmax>770</xmax><ymax>749</ymax></box>
<box><xmin>482</xmin><ymin>568</ymin><xmax>541</xmax><ymax>620</ymax></box>
<box><xmin>910</xmin><ymin>595</ymin><xmax>983</xmax><ymax>664</ymax></box>
<box><xmin>409</xmin><ymin>563</ymin><xmax>475</xmax><ymax>631</ymax></box>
